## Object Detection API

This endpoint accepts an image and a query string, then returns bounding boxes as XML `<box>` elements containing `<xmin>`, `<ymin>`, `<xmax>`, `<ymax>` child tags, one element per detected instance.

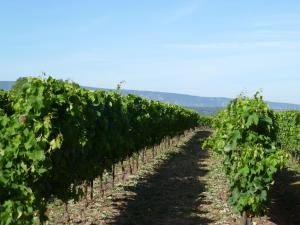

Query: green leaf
<box><xmin>246</xmin><ymin>113</ymin><xmax>259</xmax><ymax>127</ymax></box>
<box><xmin>27</xmin><ymin>150</ymin><xmax>45</xmax><ymax>161</ymax></box>
<box><xmin>261</xmin><ymin>190</ymin><xmax>267</xmax><ymax>200</ymax></box>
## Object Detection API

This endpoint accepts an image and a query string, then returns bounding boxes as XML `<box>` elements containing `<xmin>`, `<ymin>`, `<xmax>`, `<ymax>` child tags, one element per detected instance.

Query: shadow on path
<box><xmin>107</xmin><ymin>130</ymin><xmax>214</xmax><ymax>225</ymax></box>
<box><xmin>268</xmin><ymin>167</ymin><xmax>300</xmax><ymax>225</ymax></box>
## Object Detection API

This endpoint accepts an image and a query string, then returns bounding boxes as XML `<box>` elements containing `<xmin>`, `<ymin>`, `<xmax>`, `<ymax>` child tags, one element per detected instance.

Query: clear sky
<box><xmin>1</xmin><ymin>0</ymin><xmax>300</xmax><ymax>103</ymax></box>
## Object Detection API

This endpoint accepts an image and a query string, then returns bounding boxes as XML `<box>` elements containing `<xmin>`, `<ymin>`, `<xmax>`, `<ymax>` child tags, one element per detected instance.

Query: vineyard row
<box><xmin>0</xmin><ymin>77</ymin><xmax>207</xmax><ymax>224</ymax></box>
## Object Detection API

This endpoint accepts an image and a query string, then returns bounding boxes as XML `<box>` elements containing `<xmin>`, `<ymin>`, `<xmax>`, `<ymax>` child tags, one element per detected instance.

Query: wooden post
<box><xmin>136</xmin><ymin>153</ymin><xmax>139</xmax><ymax>170</ymax></box>
<box><xmin>142</xmin><ymin>148</ymin><xmax>145</xmax><ymax>163</ymax></box>
<box><xmin>64</xmin><ymin>202</ymin><xmax>70</xmax><ymax>223</ymax></box>
<box><xmin>112</xmin><ymin>164</ymin><xmax>115</xmax><ymax>188</ymax></box>
<box><xmin>100</xmin><ymin>173</ymin><xmax>104</xmax><ymax>197</ymax></box>
<box><xmin>90</xmin><ymin>180</ymin><xmax>94</xmax><ymax>200</ymax></box>
<box><xmin>121</xmin><ymin>160</ymin><xmax>125</xmax><ymax>181</ymax></box>
<box><xmin>152</xmin><ymin>146</ymin><xmax>155</xmax><ymax>159</ymax></box>
<box><xmin>241</xmin><ymin>211</ymin><xmax>253</xmax><ymax>225</ymax></box>
<box><xmin>84</xmin><ymin>182</ymin><xmax>88</xmax><ymax>207</ymax></box>
<box><xmin>129</xmin><ymin>157</ymin><xmax>133</xmax><ymax>174</ymax></box>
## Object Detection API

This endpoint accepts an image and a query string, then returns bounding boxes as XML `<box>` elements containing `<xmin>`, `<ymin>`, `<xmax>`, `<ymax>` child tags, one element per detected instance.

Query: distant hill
<box><xmin>188</xmin><ymin>107</ymin><xmax>223</xmax><ymax>115</ymax></box>
<box><xmin>1</xmin><ymin>81</ymin><xmax>300</xmax><ymax>115</ymax></box>
<box><xmin>0</xmin><ymin>81</ymin><xmax>14</xmax><ymax>90</ymax></box>
<box><xmin>115</xmin><ymin>89</ymin><xmax>300</xmax><ymax>114</ymax></box>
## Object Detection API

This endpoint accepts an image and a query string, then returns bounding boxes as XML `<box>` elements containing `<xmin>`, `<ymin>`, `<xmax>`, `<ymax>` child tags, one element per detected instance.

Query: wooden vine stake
<box><xmin>100</xmin><ymin>173</ymin><xmax>104</xmax><ymax>197</ymax></box>
<box><xmin>152</xmin><ymin>146</ymin><xmax>155</xmax><ymax>159</ymax></box>
<box><xmin>38</xmin><ymin>203</ymin><xmax>47</xmax><ymax>225</ymax></box>
<box><xmin>84</xmin><ymin>182</ymin><xmax>88</xmax><ymax>207</ymax></box>
<box><xmin>129</xmin><ymin>157</ymin><xmax>133</xmax><ymax>174</ymax></box>
<box><xmin>80</xmin><ymin>207</ymin><xmax>85</xmax><ymax>223</ymax></box>
<box><xmin>64</xmin><ymin>202</ymin><xmax>70</xmax><ymax>223</ymax></box>
<box><xmin>142</xmin><ymin>148</ymin><xmax>145</xmax><ymax>163</ymax></box>
<box><xmin>90</xmin><ymin>180</ymin><xmax>94</xmax><ymax>201</ymax></box>
<box><xmin>112</xmin><ymin>164</ymin><xmax>115</xmax><ymax>188</ymax></box>
<box><xmin>241</xmin><ymin>211</ymin><xmax>253</xmax><ymax>225</ymax></box>
<box><xmin>121</xmin><ymin>160</ymin><xmax>125</xmax><ymax>181</ymax></box>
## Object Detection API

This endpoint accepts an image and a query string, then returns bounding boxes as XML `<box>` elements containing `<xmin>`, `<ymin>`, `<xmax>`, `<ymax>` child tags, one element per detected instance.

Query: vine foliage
<box><xmin>204</xmin><ymin>93</ymin><xmax>286</xmax><ymax>216</ymax></box>
<box><xmin>0</xmin><ymin>77</ymin><xmax>202</xmax><ymax>224</ymax></box>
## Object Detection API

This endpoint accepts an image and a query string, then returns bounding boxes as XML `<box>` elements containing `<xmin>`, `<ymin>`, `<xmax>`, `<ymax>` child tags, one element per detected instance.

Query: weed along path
<box><xmin>48</xmin><ymin>129</ymin><xmax>300</xmax><ymax>225</ymax></box>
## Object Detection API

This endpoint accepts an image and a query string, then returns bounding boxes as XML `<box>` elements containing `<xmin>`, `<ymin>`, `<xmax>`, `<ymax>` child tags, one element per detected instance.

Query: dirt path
<box><xmin>101</xmin><ymin>130</ymin><xmax>300</xmax><ymax>225</ymax></box>
<box><xmin>267</xmin><ymin>167</ymin><xmax>300</xmax><ymax>225</ymax></box>
<box><xmin>106</xmin><ymin>130</ymin><xmax>213</xmax><ymax>225</ymax></box>
<box><xmin>48</xmin><ymin>130</ymin><xmax>300</xmax><ymax>225</ymax></box>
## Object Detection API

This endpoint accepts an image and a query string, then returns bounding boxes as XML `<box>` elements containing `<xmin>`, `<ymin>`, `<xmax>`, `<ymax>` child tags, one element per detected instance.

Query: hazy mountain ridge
<box><xmin>106</xmin><ymin>88</ymin><xmax>300</xmax><ymax>111</ymax></box>
<box><xmin>0</xmin><ymin>81</ymin><xmax>14</xmax><ymax>90</ymax></box>
<box><xmin>1</xmin><ymin>81</ymin><xmax>300</xmax><ymax>115</ymax></box>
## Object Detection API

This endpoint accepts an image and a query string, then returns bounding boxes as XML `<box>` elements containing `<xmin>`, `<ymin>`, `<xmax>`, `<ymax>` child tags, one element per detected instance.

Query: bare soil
<box><xmin>48</xmin><ymin>130</ymin><xmax>300</xmax><ymax>225</ymax></box>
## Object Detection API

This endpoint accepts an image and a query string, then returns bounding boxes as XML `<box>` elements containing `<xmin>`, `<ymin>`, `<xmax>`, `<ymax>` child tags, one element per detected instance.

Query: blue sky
<box><xmin>1</xmin><ymin>0</ymin><xmax>300</xmax><ymax>103</ymax></box>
